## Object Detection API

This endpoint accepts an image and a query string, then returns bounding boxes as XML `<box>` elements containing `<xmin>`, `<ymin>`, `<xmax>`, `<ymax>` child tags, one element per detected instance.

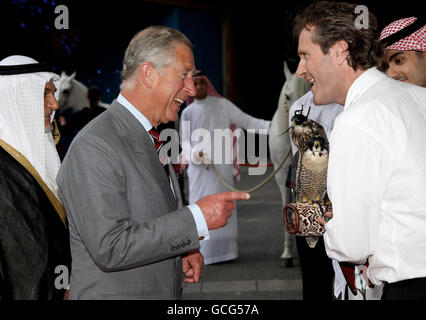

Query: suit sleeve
<box><xmin>57</xmin><ymin>134</ymin><xmax>200</xmax><ymax>272</ymax></box>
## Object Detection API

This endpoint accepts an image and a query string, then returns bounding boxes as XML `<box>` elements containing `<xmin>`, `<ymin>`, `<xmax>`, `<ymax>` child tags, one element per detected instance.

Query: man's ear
<box><xmin>332</xmin><ymin>40</ymin><xmax>349</xmax><ymax>65</ymax></box>
<box><xmin>138</xmin><ymin>62</ymin><xmax>156</xmax><ymax>89</ymax></box>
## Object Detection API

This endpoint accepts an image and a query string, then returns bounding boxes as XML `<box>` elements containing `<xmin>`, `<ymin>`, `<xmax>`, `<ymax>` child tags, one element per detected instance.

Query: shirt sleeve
<box><xmin>225</xmin><ymin>99</ymin><xmax>270</xmax><ymax>133</ymax></box>
<box><xmin>187</xmin><ymin>203</ymin><xmax>209</xmax><ymax>241</ymax></box>
<box><xmin>324</xmin><ymin>123</ymin><xmax>388</xmax><ymax>264</ymax></box>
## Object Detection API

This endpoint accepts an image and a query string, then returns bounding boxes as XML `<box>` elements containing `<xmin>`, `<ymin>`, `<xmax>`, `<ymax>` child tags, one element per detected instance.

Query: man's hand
<box><xmin>196</xmin><ymin>192</ymin><xmax>251</xmax><ymax>230</ymax></box>
<box><xmin>182</xmin><ymin>250</ymin><xmax>204</xmax><ymax>283</ymax></box>
<box><xmin>317</xmin><ymin>210</ymin><xmax>333</xmax><ymax>226</ymax></box>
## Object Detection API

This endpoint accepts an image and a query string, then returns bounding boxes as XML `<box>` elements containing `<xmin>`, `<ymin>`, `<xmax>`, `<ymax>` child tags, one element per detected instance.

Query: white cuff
<box><xmin>187</xmin><ymin>203</ymin><xmax>209</xmax><ymax>241</ymax></box>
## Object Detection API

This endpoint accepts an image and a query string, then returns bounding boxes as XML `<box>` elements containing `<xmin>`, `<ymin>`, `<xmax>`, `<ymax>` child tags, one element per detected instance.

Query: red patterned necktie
<box><xmin>148</xmin><ymin>128</ymin><xmax>163</xmax><ymax>152</ymax></box>
<box><xmin>148</xmin><ymin>128</ymin><xmax>182</xmax><ymax>178</ymax></box>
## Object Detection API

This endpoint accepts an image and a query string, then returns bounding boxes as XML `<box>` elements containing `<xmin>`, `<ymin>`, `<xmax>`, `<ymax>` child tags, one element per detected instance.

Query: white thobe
<box><xmin>324</xmin><ymin>68</ymin><xmax>426</xmax><ymax>286</ymax></box>
<box><xmin>180</xmin><ymin>95</ymin><xmax>270</xmax><ymax>264</ymax></box>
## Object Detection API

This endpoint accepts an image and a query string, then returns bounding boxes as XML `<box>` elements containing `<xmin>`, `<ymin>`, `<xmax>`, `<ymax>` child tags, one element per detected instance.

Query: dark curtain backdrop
<box><xmin>0</xmin><ymin>0</ymin><xmax>421</xmax><ymax>121</ymax></box>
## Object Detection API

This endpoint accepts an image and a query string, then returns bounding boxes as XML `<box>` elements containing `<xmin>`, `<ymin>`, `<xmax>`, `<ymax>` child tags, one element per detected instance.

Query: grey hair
<box><xmin>120</xmin><ymin>26</ymin><xmax>193</xmax><ymax>90</ymax></box>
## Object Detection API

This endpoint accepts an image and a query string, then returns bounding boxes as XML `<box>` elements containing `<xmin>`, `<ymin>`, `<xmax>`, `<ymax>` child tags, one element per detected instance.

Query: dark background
<box><xmin>0</xmin><ymin>0</ymin><xmax>421</xmax><ymax>121</ymax></box>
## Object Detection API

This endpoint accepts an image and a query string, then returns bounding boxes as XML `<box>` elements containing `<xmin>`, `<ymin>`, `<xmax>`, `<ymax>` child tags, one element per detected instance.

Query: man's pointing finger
<box><xmin>217</xmin><ymin>192</ymin><xmax>251</xmax><ymax>201</ymax></box>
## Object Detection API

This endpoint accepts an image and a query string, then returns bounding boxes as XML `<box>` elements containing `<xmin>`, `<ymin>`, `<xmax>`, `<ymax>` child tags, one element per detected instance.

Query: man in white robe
<box><xmin>180</xmin><ymin>71</ymin><xmax>270</xmax><ymax>265</ymax></box>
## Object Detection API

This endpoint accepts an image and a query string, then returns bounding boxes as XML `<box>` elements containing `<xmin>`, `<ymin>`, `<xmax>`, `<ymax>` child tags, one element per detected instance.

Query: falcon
<box><xmin>291</xmin><ymin>134</ymin><xmax>330</xmax><ymax>248</ymax></box>
<box><xmin>292</xmin><ymin>134</ymin><xmax>329</xmax><ymax>204</ymax></box>
<box><xmin>289</xmin><ymin>106</ymin><xmax>327</xmax><ymax>152</ymax></box>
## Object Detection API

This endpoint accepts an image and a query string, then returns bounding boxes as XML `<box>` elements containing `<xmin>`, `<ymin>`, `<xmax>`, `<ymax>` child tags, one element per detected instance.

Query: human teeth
<box><xmin>174</xmin><ymin>97</ymin><xmax>184</xmax><ymax>104</ymax></box>
<box><xmin>309</xmin><ymin>79</ymin><xmax>315</xmax><ymax>85</ymax></box>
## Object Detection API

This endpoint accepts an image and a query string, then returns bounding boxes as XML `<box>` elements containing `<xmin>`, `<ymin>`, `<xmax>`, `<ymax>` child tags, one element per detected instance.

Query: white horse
<box><xmin>58</xmin><ymin>71</ymin><xmax>109</xmax><ymax>113</ymax></box>
<box><xmin>269</xmin><ymin>61</ymin><xmax>310</xmax><ymax>267</ymax></box>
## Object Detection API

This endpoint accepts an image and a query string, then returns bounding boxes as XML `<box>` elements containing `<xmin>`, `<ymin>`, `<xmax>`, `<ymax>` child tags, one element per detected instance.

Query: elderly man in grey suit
<box><xmin>57</xmin><ymin>26</ymin><xmax>250</xmax><ymax>300</ymax></box>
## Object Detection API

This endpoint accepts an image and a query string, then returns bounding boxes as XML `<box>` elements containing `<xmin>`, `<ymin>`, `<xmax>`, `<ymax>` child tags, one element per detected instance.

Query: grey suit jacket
<box><xmin>57</xmin><ymin>100</ymin><xmax>200</xmax><ymax>300</ymax></box>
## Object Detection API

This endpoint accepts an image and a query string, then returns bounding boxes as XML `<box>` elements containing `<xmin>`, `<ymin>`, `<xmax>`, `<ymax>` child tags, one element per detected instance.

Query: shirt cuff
<box><xmin>187</xmin><ymin>203</ymin><xmax>209</xmax><ymax>241</ymax></box>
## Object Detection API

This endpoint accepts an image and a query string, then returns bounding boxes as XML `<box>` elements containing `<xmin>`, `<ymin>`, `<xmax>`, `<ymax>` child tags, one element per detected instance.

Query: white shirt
<box><xmin>288</xmin><ymin>90</ymin><xmax>343</xmax><ymax>155</ymax></box>
<box><xmin>324</xmin><ymin>68</ymin><xmax>426</xmax><ymax>285</ymax></box>
<box><xmin>117</xmin><ymin>93</ymin><xmax>209</xmax><ymax>241</ymax></box>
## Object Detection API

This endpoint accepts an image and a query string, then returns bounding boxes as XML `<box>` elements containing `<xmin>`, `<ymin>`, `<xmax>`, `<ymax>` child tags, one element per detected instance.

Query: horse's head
<box><xmin>58</xmin><ymin>71</ymin><xmax>77</xmax><ymax>108</ymax></box>
<box><xmin>281</xmin><ymin>61</ymin><xmax>310</xmax><ymax>108</ymax></box>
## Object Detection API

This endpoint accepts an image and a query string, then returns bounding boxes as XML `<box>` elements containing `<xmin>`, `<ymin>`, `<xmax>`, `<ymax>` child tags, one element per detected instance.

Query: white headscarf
<box><xmin>0</xmin><ymin>55</ymin><xmax>62</xmax><ymax>197</ymax></box>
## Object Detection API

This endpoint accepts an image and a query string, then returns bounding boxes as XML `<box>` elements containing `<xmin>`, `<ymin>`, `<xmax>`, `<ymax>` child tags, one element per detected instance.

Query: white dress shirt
<box><xmin>117</xmin><ymin>93</ymin><xmax>209</xmax><ymax>241</ymax></box>
<box><xmin>324</xmin><ymin>68</ymin><xmax>426</xmax><ymax>285</ymax></box>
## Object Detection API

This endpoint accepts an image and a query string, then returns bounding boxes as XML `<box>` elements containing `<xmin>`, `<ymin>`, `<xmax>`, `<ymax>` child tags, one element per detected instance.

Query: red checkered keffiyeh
<box><xmin>380</xmin><ymin>17</ymin><xmax>426</xmax><ymax>51</ymax></box>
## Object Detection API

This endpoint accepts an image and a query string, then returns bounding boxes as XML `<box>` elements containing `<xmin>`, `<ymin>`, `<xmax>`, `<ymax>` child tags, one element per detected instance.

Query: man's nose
<box><xmin>386</xmin><ymin>66</ymin><xmax>398</xmax><ymax>79</ymax></box>
<box><xmin>184</xmin><ymin>77</ymin><xmax>196</xmax><ymax>97</ymax></box>
<box><xmin>48</xmin><ymin>97</ymin><xmax>60</xmax><ymax>111</ymax></box>
<box><xmin>295</xmin><ymin>60</ymin><xmax>307</xmax><ymax>79</ymax></box>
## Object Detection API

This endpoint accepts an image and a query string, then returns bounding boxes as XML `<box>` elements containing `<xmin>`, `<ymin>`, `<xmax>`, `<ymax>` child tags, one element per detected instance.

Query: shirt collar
<box><xmin>345</xmin><ymin>67</ymin><xmax>385</xmax><ymax>109</ymax></box>
<box><xmin>194</xmin><ymin>95</ymin><xmax>210</xmax><ymax>103</ymax></box>
<box><xmin>117</xmin><ymin>93</ymin><xmax>153</xmax><ymax>132</ymax></box>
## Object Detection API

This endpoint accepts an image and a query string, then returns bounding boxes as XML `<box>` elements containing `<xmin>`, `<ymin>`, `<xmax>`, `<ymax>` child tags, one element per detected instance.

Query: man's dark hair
<box><xmin>293</xmin><ymin>1</ymin><xmax>387</xmax><ymax>71</ymax></box>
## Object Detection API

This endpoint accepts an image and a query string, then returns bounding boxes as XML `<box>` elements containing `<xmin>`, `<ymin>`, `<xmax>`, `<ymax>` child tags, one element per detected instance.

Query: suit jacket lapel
<box><xmin>108</xmin><ymin>101</ymin><xmax>177</xmax><ymax>208</ymax></box>
<box><xmin>167</xmin><ymin>162</ymin><xmax>183</xmax><ymax>209</ymax></box>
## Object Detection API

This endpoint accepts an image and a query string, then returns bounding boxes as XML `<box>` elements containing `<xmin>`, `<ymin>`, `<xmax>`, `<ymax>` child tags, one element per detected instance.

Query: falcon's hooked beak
<box><xmin>312</xmin><ymin>141</ymin><xmax>324</xmax><ymax>156</ymax></box>
<box><xmin>314</xmin><ymin>141</ymin><xmax>320</xmax><ymax>151</ymax></box>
